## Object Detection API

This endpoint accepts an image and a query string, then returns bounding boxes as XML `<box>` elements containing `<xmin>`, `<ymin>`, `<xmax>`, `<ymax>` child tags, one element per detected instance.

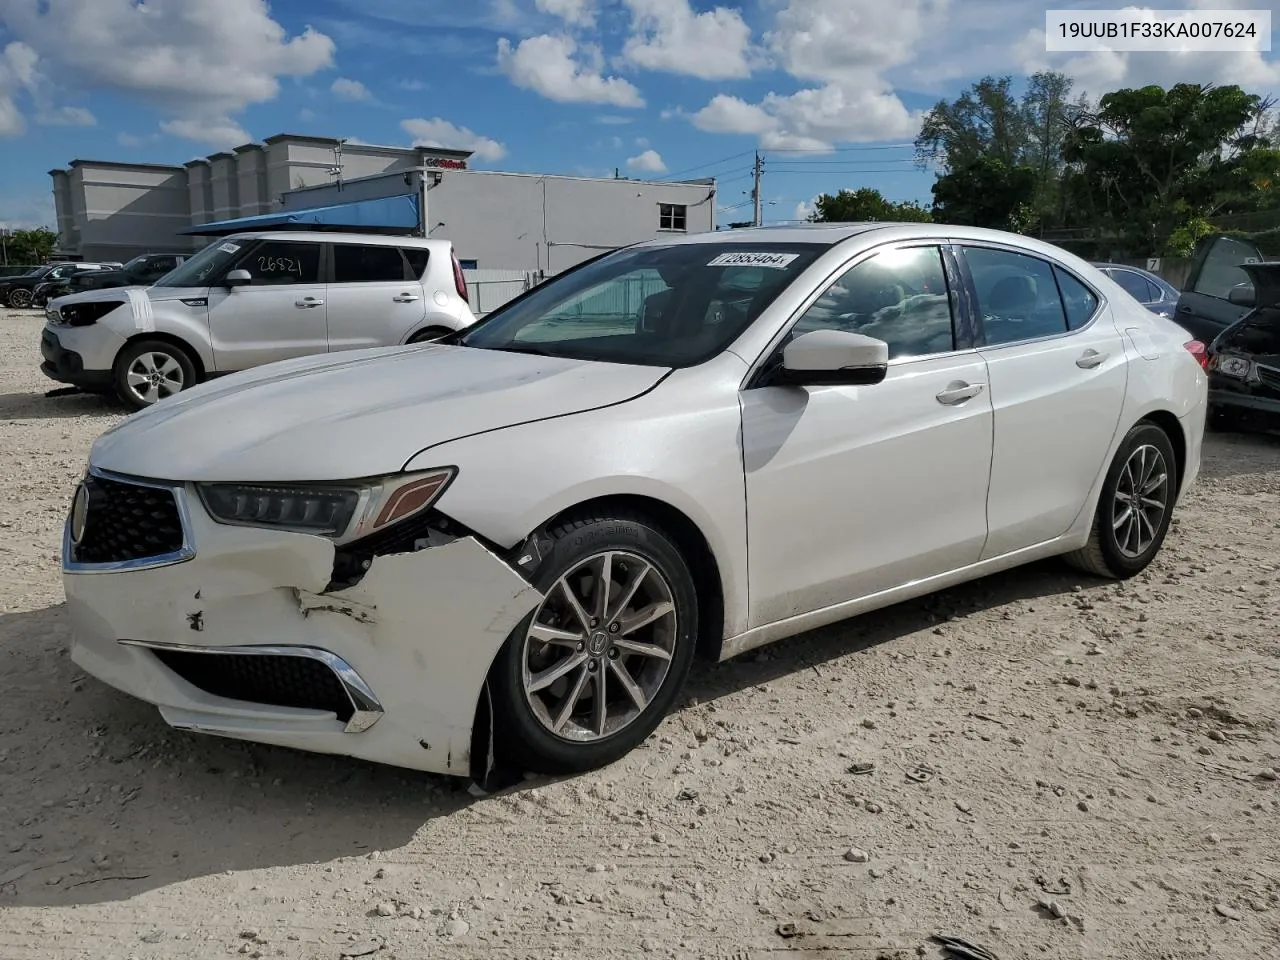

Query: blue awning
<box><xmin>180</xmin><ymin>193</ymin><xmax>421</xmax><ymax>236</ymax></box>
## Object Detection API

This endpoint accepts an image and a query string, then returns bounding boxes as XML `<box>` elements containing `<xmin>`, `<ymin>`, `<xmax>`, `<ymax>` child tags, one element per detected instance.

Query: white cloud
<box><xmin>298</xmin><ymin>107</ymin><xmax>318</xmax><ymax>122</ymax></box>
<box><xmin>498</xmin><ymin>33</ymin><xmax>644</xmax><ymax>107</ymax></box>
<box><xmin>0</xmin><ymin>41</ymin><xmax>38</xmax><ymax>136</ymax></box>
<box><xmin>331</xmin><ymin>77</ymin><xmax>371</xmax><ymax>102</ymax></box>
<box><xmin>635</xmin><ymin>136</ymin><xmax>649</xmax><ymax>148</ymax></box>
<box><xmin>626</xmin><ymin>148</ymin><xmax>667</xmax><ymax>173</ymax></box>
<box><xmin>0</xmin><ymin>0</ymin><xmax>334</xmax><ymax>145</ymax></box>
<box><xmin>37</xmin><ymin>104</ymin><xmax>94</xmax><ymax>126</ymax></box>
<box><xmin>684</xmin><ymin>0</ymin><xmax>934</xmax><ymax>148</ymax></box>
<box><xmin>619</xmin><ymin>0</ymin><xmax>754</xmax><ymax>80</ymax></box>
<box><xmin>535</xmin><ymin>0</ymin><xmax>595</xmax><ymax>27</ymax></box>
<box><xmin>402</xmin><ymin>117</ymin><xmax>507</xmax><ymax>162</ymax></box>
<box><xmin>160</xmin><ymin>116</ymin><xmax>250</xmax><ymax>147</ymax></box>
<box><xmin>794</xmin><ymin>199</ymin><xmax>814</xmax><ymax>221</ymax></box>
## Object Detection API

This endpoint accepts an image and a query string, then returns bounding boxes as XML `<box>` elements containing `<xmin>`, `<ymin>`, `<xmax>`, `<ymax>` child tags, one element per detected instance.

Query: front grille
<box><xmin>1257</xmin><ymin>364</ymin><xmax>1280</xmax><ymax>391</ymax></box>
<box><xmin>75</xmin><ymin>474</ymin><xmax>185</xmax><ymax>564</ymax></box>
<box><xmin>151</xmin><ymin>649</ymin><xmax>354</xmax><ymax>722</ymax></box>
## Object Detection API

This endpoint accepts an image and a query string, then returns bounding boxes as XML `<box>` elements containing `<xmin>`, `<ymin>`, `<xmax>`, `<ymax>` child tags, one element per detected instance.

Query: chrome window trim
<box><xmin>951</xmin><ymin>240</ymin><xmax>1107</xmax><ymax>352</ymax></box>
<box><xmin>740</xmin><ymin>237</ymin><xmax>967</xmax><ymax>388</ymax></box>
<box><xmin>120</xmin><ymin>639</ymin><xmax>384</xmax><ymax>734</ymax></box>
<box><xmin>62</xmin><ymin>466</ymin><xmax>196</xmax><ymax>574</ymax></box>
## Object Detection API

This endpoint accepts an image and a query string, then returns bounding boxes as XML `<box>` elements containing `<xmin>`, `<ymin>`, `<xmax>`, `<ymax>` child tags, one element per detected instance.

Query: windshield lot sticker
<box><xmin>218</xmin><ymin>242</ymin><xmax>241</xmax><ymax>254</ymax></box>
<box><xmin>707</xmin><ymin>252</ymin><xmax>799</xmax><ymax>269</ymax></box>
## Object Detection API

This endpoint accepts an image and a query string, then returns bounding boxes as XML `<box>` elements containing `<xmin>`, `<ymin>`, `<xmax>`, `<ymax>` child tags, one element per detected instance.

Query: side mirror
<box><xmin>777</xmin><ymin>330</ymin><xmax>889</xmax><ymax>386</ymax></box>
<box><xmin>225</xmin><ymin>269</ymin><xmax>252</xmax><ymax>287</ymax></box>
<box><xmin>1227</xmin><ymin>284</ymin><xmax>1255</xmax><ymax>307</ymax></box>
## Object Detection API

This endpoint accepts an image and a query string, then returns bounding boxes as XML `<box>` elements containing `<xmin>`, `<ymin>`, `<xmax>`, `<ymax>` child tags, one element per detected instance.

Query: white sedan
<box><xmin>63</xmin><ymin>224</ymin><xmax>1208</xmax><ymax>781</ymax></box>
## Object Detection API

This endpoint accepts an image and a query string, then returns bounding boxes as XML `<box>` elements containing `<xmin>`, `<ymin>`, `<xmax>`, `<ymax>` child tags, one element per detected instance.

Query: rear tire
<box><xmin>489</xmin><ymin>511</ymin><xmax>698</xmax><ymax>775</ymax></box>
<box><xmin>1065</xmin><ymin>422</ymin><xmax>1178</xmax><ymax>579</ymax></box>
<box><xmin>407</xmin><ymin>326</ymin><xmax>453</xmax><ymax>344</ymax></box>
<box><xmin>7</xmin><ymin>288</ymin><xmax>32</xmax><ymax>308</ymax></box>
<box><xmin>112</xmin><ymin>339</ymin><xmax>197</xmax><ymax>412</ymax></box>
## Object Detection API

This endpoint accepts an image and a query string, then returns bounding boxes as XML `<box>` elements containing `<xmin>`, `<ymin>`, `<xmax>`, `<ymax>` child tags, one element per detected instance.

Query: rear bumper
<box><xmin>40</xmin><ymin>329</ymin><xmax>113</xmax><ymax>390</ymax></box>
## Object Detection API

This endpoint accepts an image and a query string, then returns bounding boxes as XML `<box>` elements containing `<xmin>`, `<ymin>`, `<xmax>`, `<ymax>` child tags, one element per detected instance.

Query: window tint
<box><xmin>659</xmin><ymin>204</ymin><xmax>687</xmax><ymax>231</ymax></box>
<box><xmin>1053</xmin><ymin>266</ymin><xmax>1098</xmax><ymax>330</ymax></box>
<box><xmin>401</xmin><ymin>247</ymin><xmax>429</xmax><ymax>278</ymax></box>
<box><xmin>1192</xmin><ymin>237</ymin><xmax>1262</xmax><ymax>300</ymax></box>
<box><xmin>1112</xmin><ymin>268</ymin><xmax>1154</xmax><ymax>302</ymax></box>
<box><xmin>239</xmin><ymin>241</ymin><xmax>320</xmax><ymax>285</ymax></box>
<box><xmin>792</xmin><ymin>245</ymin><xmax>955</xmax><ymax>360</ymax></box>
<box><xmin>964</xmin><ymin>247</ymin><xmax>1068</xmax><ymax>345</ymax></box>
<box><xmin>333</xmin><ymin>244</ymin><xmax>406</xmax><ymax>283</ymax></box>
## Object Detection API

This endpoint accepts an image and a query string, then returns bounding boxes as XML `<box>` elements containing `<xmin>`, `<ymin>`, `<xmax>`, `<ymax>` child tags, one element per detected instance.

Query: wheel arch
<box><xmin>118</xmin><ymin>330</ymin><xmax>207</xmax><ymax>379</ymax></box>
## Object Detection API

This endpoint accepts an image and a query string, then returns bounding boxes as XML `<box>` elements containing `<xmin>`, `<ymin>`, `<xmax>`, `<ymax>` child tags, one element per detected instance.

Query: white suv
<box><xmin>41</xmin><ymin>231</ymin><xmax>478</xmax><ymax>410</ymax></box>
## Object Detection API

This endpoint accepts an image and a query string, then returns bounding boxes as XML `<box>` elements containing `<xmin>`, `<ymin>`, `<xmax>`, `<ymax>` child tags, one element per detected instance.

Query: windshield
<box><xmin>153</xmin><ymin>238</ymin><xmax>245</xmax><ymax>287</ymax></box>
<box><xmin>25</xmin><ymin>265</ymin><xmax>52</xmax><ymax>278</ymax></box>
<box><xmin>459</xmin><ymin>242</ymin><xmax>827</xmax><ymax>366</ymax></box>
<box><xmin>121</xmin><ymin>255</ymin><xmax>148</xmax><ymax>272</ymax></box>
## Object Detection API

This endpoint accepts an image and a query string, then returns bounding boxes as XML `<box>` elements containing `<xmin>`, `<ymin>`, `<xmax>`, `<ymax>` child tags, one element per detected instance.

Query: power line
<box><xmin>659</xmin><ymin>149</ymin><xmax>756</xmax><ymax>181</ymax></box>
<box><xmin>767</xmin><ymin>142</ymin><xmax>918</xmax><ymax>153</ymax></box>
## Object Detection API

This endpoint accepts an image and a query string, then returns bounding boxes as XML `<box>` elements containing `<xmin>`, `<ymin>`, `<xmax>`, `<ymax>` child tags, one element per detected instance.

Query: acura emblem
<box><xmin>70</xmin><ymin>483</ymin><xmax>89</xmax><ymax>545</ymax></box>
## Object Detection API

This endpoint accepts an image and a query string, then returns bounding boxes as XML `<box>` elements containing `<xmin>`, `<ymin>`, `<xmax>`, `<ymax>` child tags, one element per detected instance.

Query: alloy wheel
<box><xmin>8</xmin><ymin>288</ymin><xmax>32</xmax><ymax>308</ymax></box>
<box><xmin>1111</xmin><ymin>443</ymin><xmax>1169</xmax><ymax>558</ymax></box>
<box><xmin>522</xmin><ymin>550</ymin><xmax>678</xmax><ymax>742</ymax></box>
<box><xmin>126</xmin><ymin>351</ymin><xmax>185</xmax><ymax>405</ymax></box>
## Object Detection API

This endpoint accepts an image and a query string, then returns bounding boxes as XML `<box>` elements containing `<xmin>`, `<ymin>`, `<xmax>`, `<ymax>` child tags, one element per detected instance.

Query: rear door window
<box><xmin>332</xmin><ymin>244</ymin><xmax>409</xmax><ymax>283</ymax></box>
<box><xmin>1112</xmin><ymin>268</ymin><xmax>1155</xmax><ymax>302</ymax></box>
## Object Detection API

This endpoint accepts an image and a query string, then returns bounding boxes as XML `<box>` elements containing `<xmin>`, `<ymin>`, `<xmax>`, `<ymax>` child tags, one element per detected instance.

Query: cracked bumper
<box><xmin>64</xmin><ymin>498</ymin><xmax>543</xmax><ymax>776</ymax></box>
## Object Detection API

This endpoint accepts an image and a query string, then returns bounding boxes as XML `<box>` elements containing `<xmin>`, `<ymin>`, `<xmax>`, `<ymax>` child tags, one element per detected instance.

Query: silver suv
<box><xmin>40</xmin><ymin>231</ymin><xmax>477</xmax><ymax>410</ymax></box>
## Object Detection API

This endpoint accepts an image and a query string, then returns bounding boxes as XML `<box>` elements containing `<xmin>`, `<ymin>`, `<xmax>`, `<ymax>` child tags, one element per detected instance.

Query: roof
<box><xmin>180</xmin><ymin>193</ymin><xmax>421</xmax><ymax>236</ymax></box>
<box><xmin>194</xmin><ymin>230</ymin><xmax>446</xmax><ymax>247</ymax></box>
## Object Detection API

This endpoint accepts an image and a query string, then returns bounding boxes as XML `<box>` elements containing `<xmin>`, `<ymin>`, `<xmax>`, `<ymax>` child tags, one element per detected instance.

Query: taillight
<box><xmin>451</xmin><ymin>251</ymin><xmax>468</xmax><ymax>303</ymax></box>
<box><xmin>1183</xmin><ymin>339</ymin><xmax>1209</xmax><ymax>372</ymax></box>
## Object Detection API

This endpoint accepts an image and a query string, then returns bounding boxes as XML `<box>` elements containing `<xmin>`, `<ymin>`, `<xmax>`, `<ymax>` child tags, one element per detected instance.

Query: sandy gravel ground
<box><xmin>0</xmin><ymin>306</ymin><xmax>1277</xmax><ymax>960</ymax></box>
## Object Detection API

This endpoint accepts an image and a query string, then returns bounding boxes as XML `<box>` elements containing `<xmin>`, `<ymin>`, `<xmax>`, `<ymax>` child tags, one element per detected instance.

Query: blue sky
<box><xmin>1</xmin><ymin>0</ymin><xmax>1277</xmax><ymax>230</ymax></box>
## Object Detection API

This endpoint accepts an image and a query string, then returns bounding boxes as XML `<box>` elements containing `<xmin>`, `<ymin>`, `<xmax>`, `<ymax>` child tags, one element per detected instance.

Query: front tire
<box><xmin>1065</xmin><ymin>422</ymin><xmax>1178</xmax><ymax>579</ymax></box>
<box><xmin>489</xmin><ymin>511</ymin><xmax>698</xmax><ymax>775</ymax></box>
<box><xmin>112</xmin><ymin>339</ymin><xmax>197</xmax><ymax>411</ymax></box>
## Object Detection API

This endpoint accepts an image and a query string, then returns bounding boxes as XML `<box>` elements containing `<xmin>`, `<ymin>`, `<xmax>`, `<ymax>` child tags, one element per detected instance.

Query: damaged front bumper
<box><xmin>63</xmin><ymin>470</ymin><xmax>543</xmax><ymax>776</ymax></box>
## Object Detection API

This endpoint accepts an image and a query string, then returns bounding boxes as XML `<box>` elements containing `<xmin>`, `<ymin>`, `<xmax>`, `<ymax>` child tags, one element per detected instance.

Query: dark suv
<box><xmin>33</xmin><ymin>252</ymin><xmax>187</xmax><ymax>304</ymax></box>
<box><xmin>1204</xmin><ymin>259</ymin><xmax>1280</xmax><ymax>432</ymax></box>
<box><xmin>1</xmin><ymin>262</ymin><xmax>115</xmax><ymax>308</ymax></box>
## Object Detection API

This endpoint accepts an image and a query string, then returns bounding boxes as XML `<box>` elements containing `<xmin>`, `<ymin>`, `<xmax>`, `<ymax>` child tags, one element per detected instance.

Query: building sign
<box><xmin>424</xmin><ymin>156</ymin><xmax>466</xmax><ymax>170</ymax></box>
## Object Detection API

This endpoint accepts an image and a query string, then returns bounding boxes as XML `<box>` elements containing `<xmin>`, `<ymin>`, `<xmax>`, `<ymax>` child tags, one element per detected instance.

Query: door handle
<box><xmin>1076</xmin><ymin>349</ymin><xmax>1108</xmax><ymax>369</ymax></box>
<box><xmin>295</xmin><ymin>297</ymin><xmax>324</xmax><ymax>308</ymax></box>
<box><xmin>935</xmin><ymin>381</ymin><xmax>985</xmax><ymax>405</ymax></box>
<box><xmin>392</xmin><ymin>294</ymin><xmax>420</xmax><ymax>303</ymax></box>
<box><xmin>1176</xmin><ymin>305</ymin><xmax>1191</xmax><ymax>313</ymax></box>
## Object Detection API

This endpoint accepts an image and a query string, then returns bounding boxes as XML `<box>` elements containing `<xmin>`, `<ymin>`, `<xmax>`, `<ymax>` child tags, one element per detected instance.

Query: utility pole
<box><xmin>751</xmin><ymin>151</ymin><xmax>764</xmax><ymax>226</ymax></box>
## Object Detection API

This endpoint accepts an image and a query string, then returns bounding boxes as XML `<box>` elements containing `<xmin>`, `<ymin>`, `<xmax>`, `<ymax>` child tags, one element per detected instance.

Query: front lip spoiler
<box><xmin>119</xmin><ymin>639</ymin><xmax>385</xmax><ymax>734</ymax></box>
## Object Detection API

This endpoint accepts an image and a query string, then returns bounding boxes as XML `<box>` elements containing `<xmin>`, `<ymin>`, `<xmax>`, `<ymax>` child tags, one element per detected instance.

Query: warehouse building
<box><xmin>48</xmin><ymin>133</ymin><xmax>718</xmax><ymax>282</ymax></box>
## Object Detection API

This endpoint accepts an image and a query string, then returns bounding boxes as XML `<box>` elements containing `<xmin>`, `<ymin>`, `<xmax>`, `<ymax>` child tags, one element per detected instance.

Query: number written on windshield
<box><xmin>257</xmin><ymin>256</ymin><xmax>302</xmax><ymax>277</ymax></box>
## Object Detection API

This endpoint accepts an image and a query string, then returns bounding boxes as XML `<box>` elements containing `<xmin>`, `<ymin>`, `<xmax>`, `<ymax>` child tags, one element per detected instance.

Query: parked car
<box><xmin>1204</xmin><ymin>260</ymin><xmax>1280</xmax><ymax>432</ymax></box>
<box><xmin>1170</xmin><ymin>234</ymin><xmax>1268</xmax><ymax>342</ymax></box>
<box><xmin>33</xmin><ymin>252</ymin><xmax>189</xmax><ymax>304</ymax></box>
<box><xmin>60</xmin><ymin>223</ymin><xmax>1208</xmax><ymax>781</ymax></box>
<box><xmin>41</xmin><ymin>231</ymin><xmax>476</xmax><ymax>409</ymax></box>
<box><xmin>1090</xmin><ymin>262</ymin><xmax>1180</xmax><ymax>317</ymax></box>
<box><xmin>2</xmin><ymin>262</ymin><xmax>115</xmax><ymax>308</ymax></box>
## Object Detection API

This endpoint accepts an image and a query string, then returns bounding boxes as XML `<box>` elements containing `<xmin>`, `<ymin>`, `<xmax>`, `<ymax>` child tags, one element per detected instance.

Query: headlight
<box><xmin>196</xmin><ymin>468</ymin><xmax>455</xmax><ymax>543</ymax></box>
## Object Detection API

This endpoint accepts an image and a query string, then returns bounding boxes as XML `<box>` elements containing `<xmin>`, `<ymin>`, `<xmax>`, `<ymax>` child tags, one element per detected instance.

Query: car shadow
<box><xmin>0</xmin><ymin>390</ymin><xmax>125</xmax><ymax>422</ymax></box>
<box><xmin>0</xmin><ymin>557</ymin><xmax>1091</xmax><ymax>908</ymax></box>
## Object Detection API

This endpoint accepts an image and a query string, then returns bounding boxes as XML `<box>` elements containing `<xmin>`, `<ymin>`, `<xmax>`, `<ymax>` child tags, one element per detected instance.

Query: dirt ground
<box><xmin>0</xmin><ymin>306</ymin><xmax>1277</xmax><ymax>960</ymax></box>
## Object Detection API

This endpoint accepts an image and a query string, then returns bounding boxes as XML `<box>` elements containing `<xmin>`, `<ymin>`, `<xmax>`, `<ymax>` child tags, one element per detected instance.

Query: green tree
<box><xmin>1060</xmin><ymin>82</ymin><xmax>1275</xmax><ymax>255</ymax></box>
<box><xmin>930</xmin><ymin>158</ymin><xmax>1037</xmax><ymax>230</ymax></box>
<box><xmin>915</xmin><ymin>76</ymin><xmax>1029</xmax><ymax>169</ymax></box>
<box><xmin>0</xmin><ymin>227</ymin><xmax>58</xmax><ymax>265</ymax></box>
<box><xmin>808</xmin><ymin>187</ymin><xmax>931</xmax><ymax>223</ymax></box>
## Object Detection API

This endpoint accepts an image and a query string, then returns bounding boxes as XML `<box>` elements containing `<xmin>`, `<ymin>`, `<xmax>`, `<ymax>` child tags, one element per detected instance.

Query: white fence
<box><xmin>463</xmin><ymin>268</ymin><xmax>538</xmax><ymax>316</ymax></box>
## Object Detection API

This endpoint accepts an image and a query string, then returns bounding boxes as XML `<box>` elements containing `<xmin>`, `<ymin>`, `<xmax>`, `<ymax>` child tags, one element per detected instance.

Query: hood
<box><xmin>52</xmin><ymin>284</ymin><xmax>194</xmax><ymax>305</ymax></box>
<box><xmin>90</xmin><ymin>345</ymin><xmax>669</xmax><ymax>482</ymax></box>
